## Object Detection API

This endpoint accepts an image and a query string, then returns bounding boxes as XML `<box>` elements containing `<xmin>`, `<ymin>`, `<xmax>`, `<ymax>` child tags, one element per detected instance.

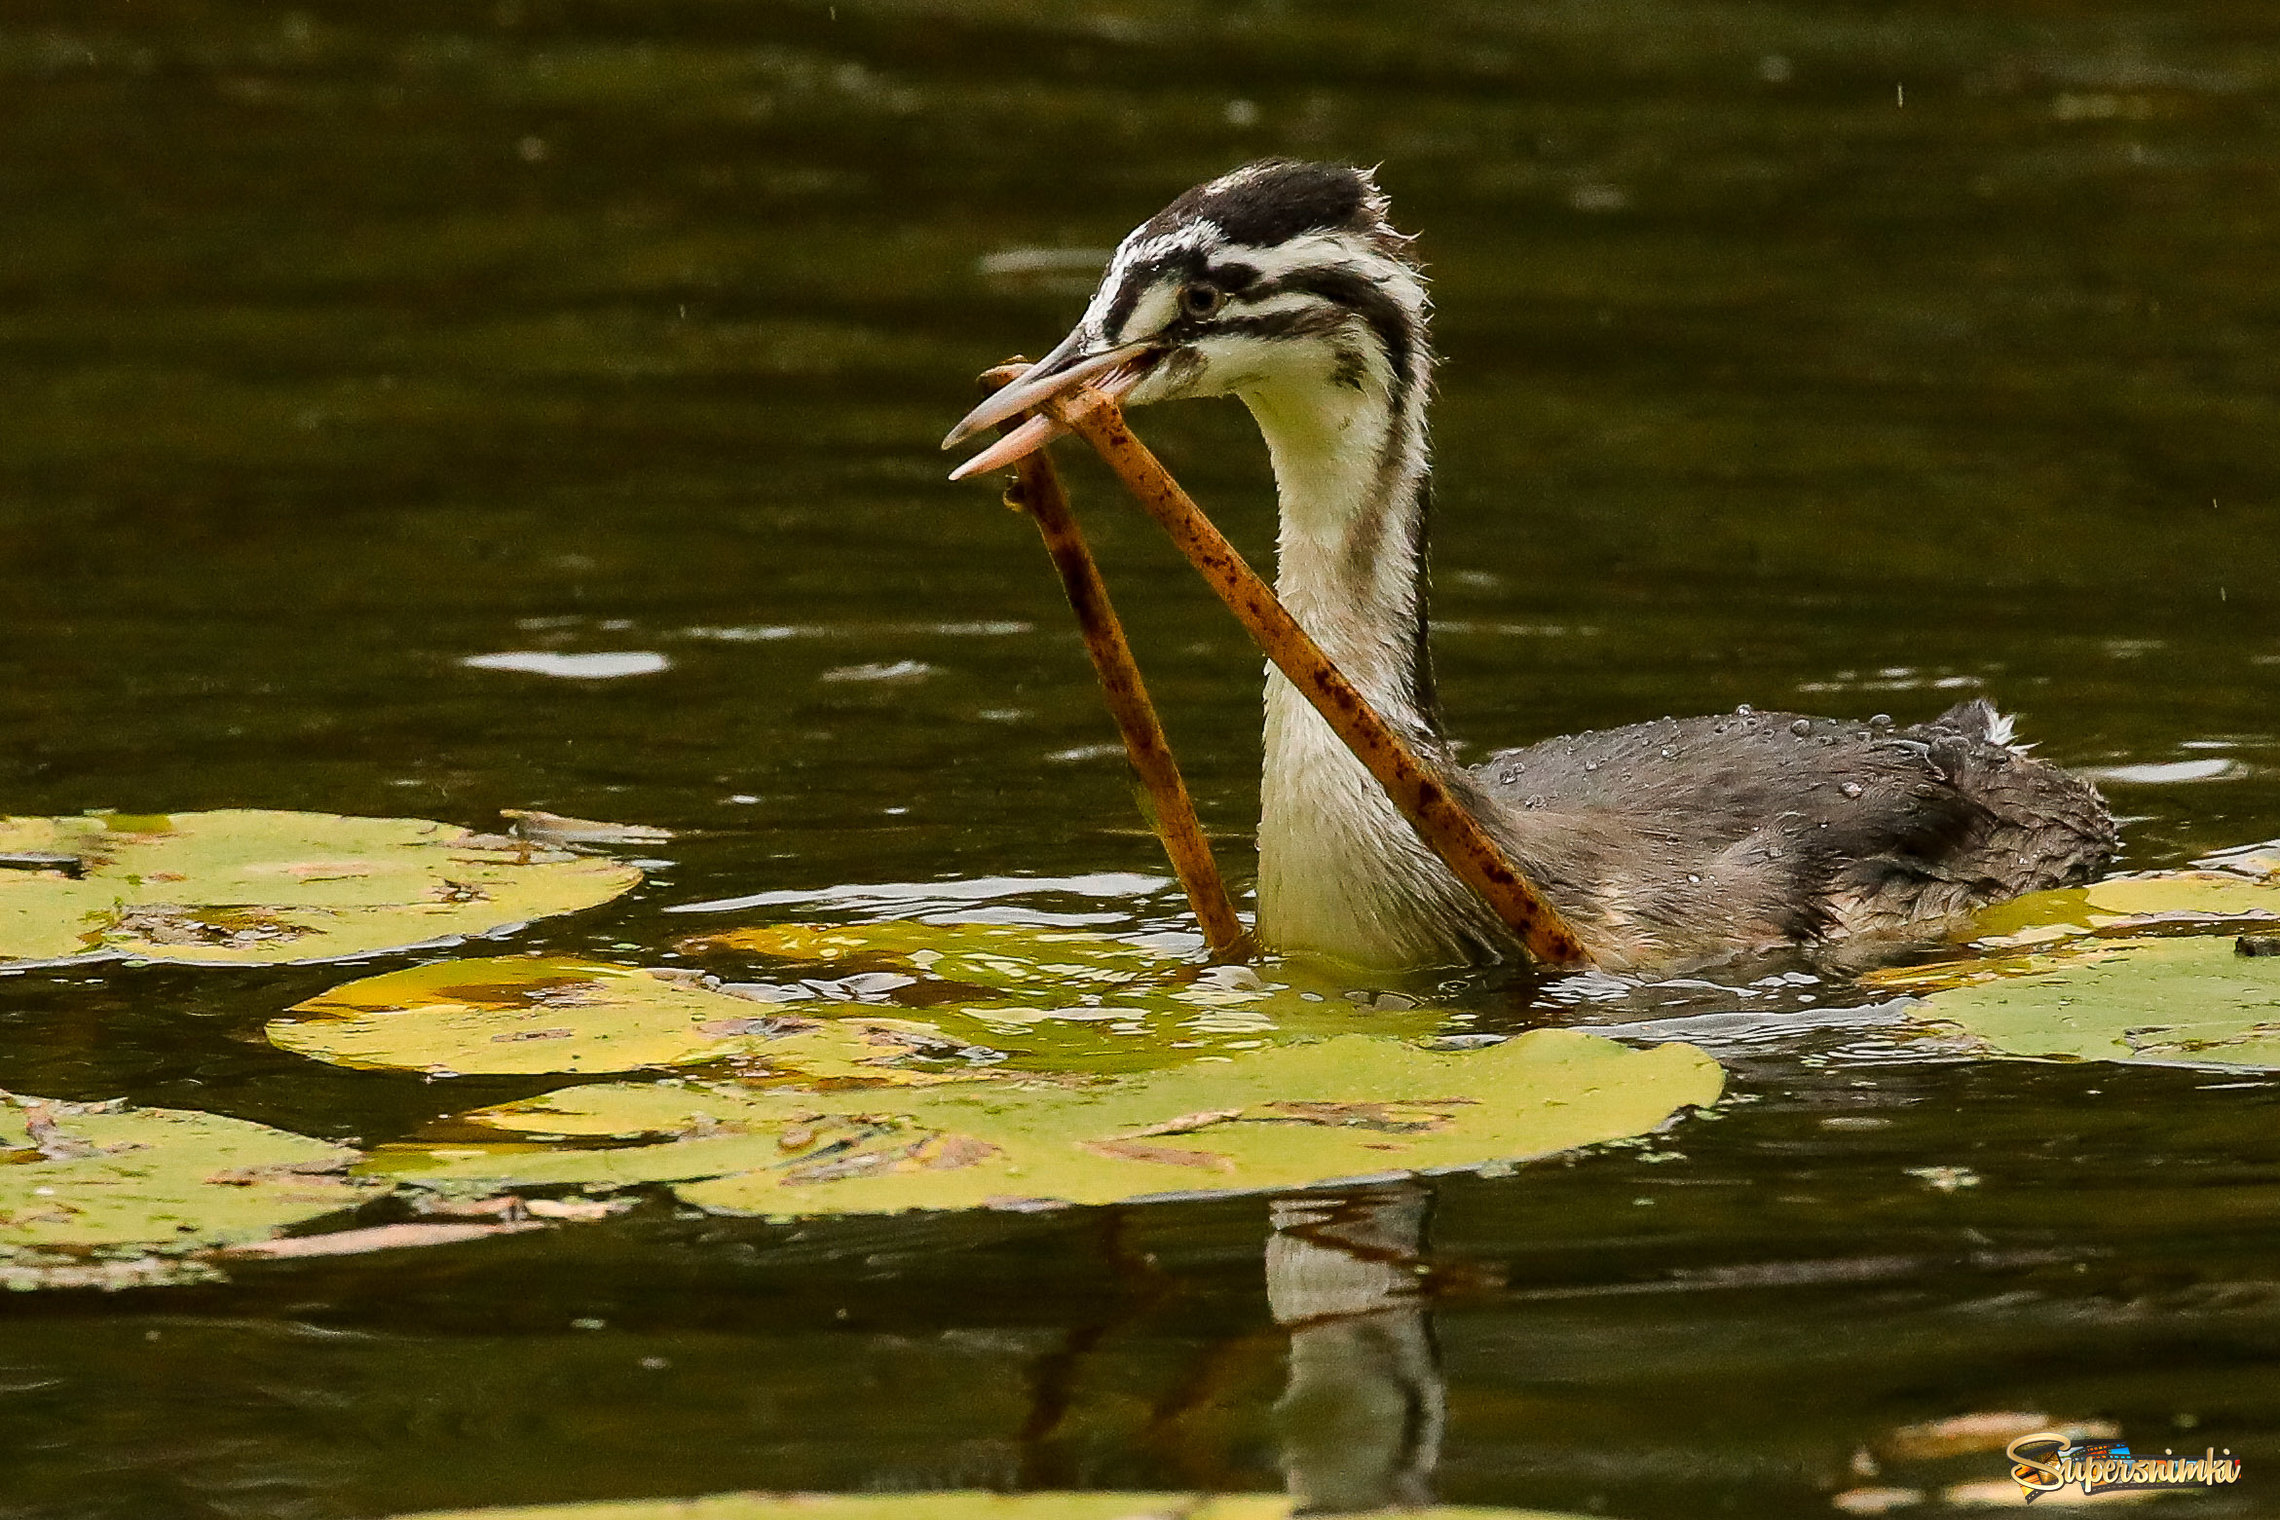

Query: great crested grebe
<box><xmin>946</xmin><ymin>160</ymin><xmax>2116</xmax><ymax>971</ymax></box>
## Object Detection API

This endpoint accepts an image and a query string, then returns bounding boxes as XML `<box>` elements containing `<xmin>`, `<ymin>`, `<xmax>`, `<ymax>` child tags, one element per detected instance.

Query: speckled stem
<box><xmin>979</xmin><ymin>364</ymin><xmax>1254</xmax><ymax>963</ymax></box>
<box><xmin>1050</xmin><ymin>386</ymin><xmax>1590</xmax><ymax>969</ymax></box>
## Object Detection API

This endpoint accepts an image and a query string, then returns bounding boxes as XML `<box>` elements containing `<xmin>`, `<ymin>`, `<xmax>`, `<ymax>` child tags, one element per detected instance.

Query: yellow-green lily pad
<box><xmin>1</xmin><ymin>1093</ymin><xmax>372</xmax><ymax>1263</ymax></box>
<box><xmin>1970</xmin><ymin>869</ymin><xmax>2280</xmax><ymax>949</ymax></box>
<box><xmin>1860</xmin><ymin>864</ymin><xmax>2280</xmax><ymax>999</ymax></box>
<box><xmin>269</xmin><ymin>955</ymin><xmax>986</xmax><ymax>1080</ymax></box>
<box><xmin>371</xmin><ymin>1029</ymin><xmax>1724</xmax><ymax>1218</ymax></box>
<box><xmin>677</xmin><ymin>920</ymin><xmax>1444</xmax><ymax>1073</ymax></box>
<box><xmin>0</xmin><ymin>810</ymin><xmax>642</xmax><ymax>966</ymax></box>
<box><xmin>1906</xmin><ymin>935</ymin><xmax>2280</xmax><ymax>1069</ymax></box>
<box><xmin>389</xmin><ymin>1491</ymin><xmax>1591</xmax><ymax>1520</ymax></box>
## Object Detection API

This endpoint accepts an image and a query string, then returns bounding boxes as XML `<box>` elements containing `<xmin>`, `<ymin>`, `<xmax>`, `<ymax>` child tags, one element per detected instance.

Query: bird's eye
<box><xmin>1178</xmin><ymin>282</ymin><xmax>1226</xmax><ymax>321</ymax></box>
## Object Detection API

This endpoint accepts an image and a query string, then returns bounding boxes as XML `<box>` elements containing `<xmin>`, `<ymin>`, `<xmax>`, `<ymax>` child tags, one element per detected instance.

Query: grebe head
<box><xmin>945</xmin><ymin>161</ymin><xmax>1464</xmax><ymax>969</ymax></box>
<box><xmin>944</xmin><ymin>160</ymin><xmax>1431</xmax><ymax>468</ymax></box>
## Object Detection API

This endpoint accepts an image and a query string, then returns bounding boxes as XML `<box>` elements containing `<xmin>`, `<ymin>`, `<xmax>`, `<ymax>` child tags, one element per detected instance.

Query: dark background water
<box><xmin>2</xmin><ymin>3</ymin><xmax>2276</xmax><ymax>1517</ymax></box>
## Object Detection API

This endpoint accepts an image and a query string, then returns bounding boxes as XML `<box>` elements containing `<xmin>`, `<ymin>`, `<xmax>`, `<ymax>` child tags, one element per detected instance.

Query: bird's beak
<box><xmin>942</xmin><ymin>331</ymin><xmax>1157</xmax><ymax>480</ymax></box>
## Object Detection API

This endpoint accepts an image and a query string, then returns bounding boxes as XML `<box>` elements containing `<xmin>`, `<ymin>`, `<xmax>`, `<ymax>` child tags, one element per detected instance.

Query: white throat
<box><xmin>1239</xmin><ymin>358</ymin><xmax>1488</xmax><ymax>969</ymax></box>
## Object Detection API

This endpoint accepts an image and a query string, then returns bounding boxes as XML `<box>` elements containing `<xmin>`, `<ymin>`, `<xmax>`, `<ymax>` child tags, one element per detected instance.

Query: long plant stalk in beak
<box><xmin>1035</xmin><ymin>386</ymin><xmax>1591</xmax><ymax>969</ymax></box>
<box><xmin>975</xmin><ymin>362</ymin><xmax>1253</xmax><ymax>963</ymax></box>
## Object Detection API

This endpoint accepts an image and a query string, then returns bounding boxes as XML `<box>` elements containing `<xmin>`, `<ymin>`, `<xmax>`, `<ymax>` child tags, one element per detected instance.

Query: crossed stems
<box><xmin>975</xmin><ymin>362</ymin><xmax>1588</xmax><ymax>971</ymax></box>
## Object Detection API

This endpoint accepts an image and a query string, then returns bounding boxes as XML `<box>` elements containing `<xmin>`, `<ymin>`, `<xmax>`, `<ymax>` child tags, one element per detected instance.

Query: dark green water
<box><xmin>3</xmin><ymin>2</ymin><xmax>2278</xmax><ymax>1516</ymax></box>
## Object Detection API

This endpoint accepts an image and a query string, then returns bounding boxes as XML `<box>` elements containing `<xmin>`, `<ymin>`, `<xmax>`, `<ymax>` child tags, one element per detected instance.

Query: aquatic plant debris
<box><xmin>676</xmin><ymin>919</ymin><xmax>1443</xmax><ymax>1072</ymax></box>
<box><xmin>270</xmin><ymin>955</ymin><xmax>981</xmax><ymax>1079</ymax></box>
<box><xmin>370</xmin><ymin>1028</ymin><xmax>1724</xmax><ymax>1219</ymax></box>
<box><xmin>392</xmin><ymin>1491</ymin><xmax>1593</xmax><ymax>1520</ymax></box>
<box><xmin>0</xmin><ymin>1093</ymin><xmax>373</xmax><ymax>1281</ymax></box>
<box><xmin>0</xmin><ymin>810</ymin><xmax>641</xmax><ymax>966</ymax></box>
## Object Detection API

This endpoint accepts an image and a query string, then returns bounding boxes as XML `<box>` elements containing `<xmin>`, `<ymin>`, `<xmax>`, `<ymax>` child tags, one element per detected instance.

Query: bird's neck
<box><xmin>1244</xmin><ymin>367</ymin><xmax>1436</xmax><ymax>734</ymax></box>
<box><xmin>1241</xmin><ymin>347</ymin><xmax>1495</xmax><ymax>969</ymax></box>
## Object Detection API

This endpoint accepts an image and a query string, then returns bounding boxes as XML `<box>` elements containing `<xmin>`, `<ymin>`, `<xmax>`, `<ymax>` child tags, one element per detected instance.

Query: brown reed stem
<box><xmin>1047</xmin><ymin>385</ymin><xmax>1590</xmax><ymax>968</ymax></box>
<box><xmin>979</xmin><ymin>364</ymin><xmax>1254</xmax><ymax>963</ymax></box>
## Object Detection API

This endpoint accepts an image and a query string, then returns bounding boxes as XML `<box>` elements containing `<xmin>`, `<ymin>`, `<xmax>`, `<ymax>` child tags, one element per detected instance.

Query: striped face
<box><xmin>1081</xmin><ymin>161</ymin><xmax>1428</xmax><ymax>407</ymax></box>
<box><xmin>943</xmin><ymin>160</ymin><xmax>1431</xmax><ymax>477</ymax></box>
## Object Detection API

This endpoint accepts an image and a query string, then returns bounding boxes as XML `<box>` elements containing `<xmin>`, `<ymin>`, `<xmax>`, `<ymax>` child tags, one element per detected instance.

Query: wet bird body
<box><xmin>1455</xmin><ymin>699</ymin><xmax>2114</xmax><ymax>970</ymax></box>
<box><xmin>948</xmin><ymin>160</ymin><xmax>2116</xmax><ymax>971</ymax></box>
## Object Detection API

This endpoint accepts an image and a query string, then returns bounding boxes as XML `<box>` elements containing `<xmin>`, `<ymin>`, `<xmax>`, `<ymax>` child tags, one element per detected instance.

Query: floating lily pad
<box><xmin>0</xmin><ymin>810</ymin><xmax>642</xmax><ymax>966</ymax></box>
<box><xmin>0</xmin><ymin>1094</ymin><xmax>372</xmax><ymax>1273</ymax></box>
<box><xmin>1860</xmin><ymin>866</ymin><xmax>2280</xmax><ymax>1000</ymax></box>
<box><xmin>390</xmin><ymin>1492</ymin><xmax>1590</xmax><ymax>1520</ymax></box>
<box><xmin>280</xmin><ymin>922</ymin><xmax>1466</xmax><ymax>1080</ymax></box>
<box><xmin>677</xmin><ymin>920</ymin><xmax>1444</xmax><ymax>1073</ymax></box>
<box><xmin>1969</xmin><ymin>869</ymin><xmax>2280</xmax><ymax>949</ymax></box>
<box><xmin>1866</xmin><ymin>863</ymin><xmax>2280</xmax><ymax>1068</ymax></box>
<box><xmin>270</xmin><ymin>955</ymin><xmax>989</xmax><ymax>1079</ymax></box>
<box><xmin>1905</xmin><ymin>935</ymin><xmax>2280</xmax><ymax>1070</ymax></box>
<box><xmin>371</xmin><ymin>1029</ymin><xmax>1724</xmax><ymax>1219</ymax></box>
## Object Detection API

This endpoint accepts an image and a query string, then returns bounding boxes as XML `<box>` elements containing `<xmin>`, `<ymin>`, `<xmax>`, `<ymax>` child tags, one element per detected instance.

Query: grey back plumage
<box><xmin>1466</xmin><ymin>697</ymin><xmax>2116</xmax><ymax>967</ymax></box>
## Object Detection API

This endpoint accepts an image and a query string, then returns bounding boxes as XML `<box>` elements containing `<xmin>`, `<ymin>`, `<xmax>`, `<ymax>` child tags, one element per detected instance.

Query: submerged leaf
<box><xmin>1906</xmin><ymin>935</ymin><xmax>2280</xmax><ymax>1069</ymax></box>
<box><xmin>678</xmin><ymin>920</ymin><xmax>1445</xmax><ymax>1073</ymax></box>
<box><xmin>0</xmin><ymin>810</ymin><xmax>641</xmax><ymax>967</ymax></box>
<box><xmin>0</xmin><ymin>1094</ymin><xmax>372</xmax><ymax>1262</ymax></box>
<box><xmin>390</xmin><ymin>1491</ymin><xmax>1592</xmax><ymax>1520</ymax></box>
<box><xmin>374</xmin><ymin>1029</ymin><xmax>1724</xmax><ymax>1218</ymax></box>
<box><xmin>270</xmin><ymin>955</ymin><xmax>987</xmax><ymax>1079</ymax></box>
